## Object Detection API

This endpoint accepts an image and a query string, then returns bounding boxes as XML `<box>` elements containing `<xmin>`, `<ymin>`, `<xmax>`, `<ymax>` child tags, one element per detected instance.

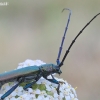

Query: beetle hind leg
<box><xmin>0</xmin><ymin>77</ymin><xmax>24</xmax><ymax>100</ymax></box>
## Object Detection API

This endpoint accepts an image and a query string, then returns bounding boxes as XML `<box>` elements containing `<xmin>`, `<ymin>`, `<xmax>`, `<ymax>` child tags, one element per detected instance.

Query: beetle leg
<box><xmin>0</xmin><ymin>77</ymin><xmax>24</xmax><ymax>100</ymax></box>
<box><xmin>43</xmin><ymin>74</ymin><xmax>61</xmax><ymax>94</ymax></box>
<box><xmin>23</xmin><ymin>72</ymin><xmax>42</xmax><ymax>90</ymax></box>
<box><xmin>51</xmin><ymin>74</ymin><xmax>54</xmax><ymax>79</ymax></box>
<box><xmin>23</xmin><ymin>80</ymin><xmax>38</xmax><ymax>90</ymax></box>
<box><xmin>51</xmin><ymin>74</ymin><xmax>65</xmax><ymax>83</ymax></box>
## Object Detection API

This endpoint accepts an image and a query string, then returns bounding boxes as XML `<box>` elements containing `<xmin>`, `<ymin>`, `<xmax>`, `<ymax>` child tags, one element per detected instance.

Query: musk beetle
<box><xmin>0</xmin><ymin>8</ymin><xmax>100</xmax><ymax>100</ymax></box>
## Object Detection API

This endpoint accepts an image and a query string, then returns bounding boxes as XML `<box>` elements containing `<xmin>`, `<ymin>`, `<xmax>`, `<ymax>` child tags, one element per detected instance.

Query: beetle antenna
<box><xmin>59</xmin><ymin>13</ymin><xmax>100</xmax><ymax>67</ymax></box>
<box><xmin>56</xmin><ymin>8</ymin><xmax>71</xmax><ymax>65</ymax></box>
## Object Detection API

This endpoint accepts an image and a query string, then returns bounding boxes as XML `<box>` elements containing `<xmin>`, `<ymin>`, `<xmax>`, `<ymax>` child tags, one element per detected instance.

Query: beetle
<box><xmin>0</xmin><ymin>8</ymin><xmax>100</xmax><ymax>100</ymax></box>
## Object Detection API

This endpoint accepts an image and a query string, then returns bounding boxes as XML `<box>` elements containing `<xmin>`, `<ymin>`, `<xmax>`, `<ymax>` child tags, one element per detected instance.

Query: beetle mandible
<box><xmin>0</xmin><ymin>8</ymin><xmax>100</xmax><ymax>100</ymax></box>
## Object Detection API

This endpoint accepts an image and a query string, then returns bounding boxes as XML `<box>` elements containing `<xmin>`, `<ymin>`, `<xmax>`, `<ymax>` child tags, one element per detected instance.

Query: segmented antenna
<box><xmin>56</xmin><ymin>8</ymin><xmax>71</xmax><ymax>65</ymax></box>
<box><xmin>59</xmin><ymin>12</ymin><xmax>100</xmax><ymax>67</ymax></box>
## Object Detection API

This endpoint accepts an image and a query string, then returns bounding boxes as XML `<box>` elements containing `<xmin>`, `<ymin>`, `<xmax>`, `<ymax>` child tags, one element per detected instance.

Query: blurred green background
<box><xmin>0</xmin><ymin>0</ymin><xmax>100</xmax><ymax>100</ymax></box>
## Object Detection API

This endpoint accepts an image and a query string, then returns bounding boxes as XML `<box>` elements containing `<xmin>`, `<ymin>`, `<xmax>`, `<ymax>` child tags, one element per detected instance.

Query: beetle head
<box><xmin>52</xmin><ymin>64</ymin><xmax>62</xmax><ymax>75</ymax></box>
<box><xmin>56</xmin><ymin>67</ymin><xmax>62</xmax><ymax>75</ymax></box>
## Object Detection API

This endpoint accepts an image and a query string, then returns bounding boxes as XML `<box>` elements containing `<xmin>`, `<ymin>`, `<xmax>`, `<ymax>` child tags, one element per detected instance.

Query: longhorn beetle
<box><xmin>0</xmin><ymin>8</ymin><xmax>100</xmax><ymax>100</ymax></box>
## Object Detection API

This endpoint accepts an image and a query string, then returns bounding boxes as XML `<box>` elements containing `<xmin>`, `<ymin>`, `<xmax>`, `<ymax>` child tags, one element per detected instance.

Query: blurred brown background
<box><xmin>0</xmin><ymin>0</ymin><xmax>100</xmax><ymax>100</ymax></box>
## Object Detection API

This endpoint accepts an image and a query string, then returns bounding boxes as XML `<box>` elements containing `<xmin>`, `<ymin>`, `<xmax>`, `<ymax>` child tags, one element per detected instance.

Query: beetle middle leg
<box><xmin>0</xmin><ymin>77</ymin><xmax>24</xmax><ymax>100</ymax></box>
<box><xmin>23</xmin><ymin>71</ymin><xmax>42</xmax><ymax>90</ymax></box>
<box><xmin>23</xmin><ymin>78</ymin><xmax>40</xmax><ymax>90</ymax></box>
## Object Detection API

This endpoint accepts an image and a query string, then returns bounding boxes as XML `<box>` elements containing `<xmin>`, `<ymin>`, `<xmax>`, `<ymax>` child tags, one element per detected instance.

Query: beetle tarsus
<box><xmin>56</xmin><ymin>81</ymin><xmax>65</xmax><ymax>95</ymax></box>
<box><xmin>56</xmin><ymin>83</ymin><xmax>60</xmax><ymax>95</ymax></box>
<box><xmin>59</xmin><ymin>81</ymin><xmax>65</xmax><ymax>84</ymax></box>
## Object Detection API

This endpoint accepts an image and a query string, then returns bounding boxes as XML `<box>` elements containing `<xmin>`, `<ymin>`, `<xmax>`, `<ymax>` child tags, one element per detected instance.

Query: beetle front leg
<box><xmin>0</xmin><ymin>77</ymin><xmax>24</xmax><ymax>100</ymax></box>
<box><xmin>43</xmin><ymin>74</ymin><xmax>63</xmax><ymax>95</ymax></box>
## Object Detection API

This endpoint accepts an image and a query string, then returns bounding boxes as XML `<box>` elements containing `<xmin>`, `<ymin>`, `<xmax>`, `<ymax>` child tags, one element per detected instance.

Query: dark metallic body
<box><xmin>0</xmin><ymin>64</ymin><xmax>56</xmax><ymax>87</ymax></box>
<box><xmin>0</xmin><ymin>66</ymin><xmax>39</xmax><ymax>81</ymax></box>
<box><xmin>0</xmin><ymin>63</ymin><xmax>61</xmax><ymax>100</ymax></box>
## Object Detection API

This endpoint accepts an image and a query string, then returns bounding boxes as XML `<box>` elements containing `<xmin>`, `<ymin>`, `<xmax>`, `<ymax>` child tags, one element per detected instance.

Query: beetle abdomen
<box><xmin>0</xmin><ymin>66</ymin><xmax>39</xmax><ymax>81</ymax></box>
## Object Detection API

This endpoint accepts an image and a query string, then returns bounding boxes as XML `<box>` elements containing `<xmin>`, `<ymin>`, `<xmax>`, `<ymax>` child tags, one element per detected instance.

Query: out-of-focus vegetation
<box><xmin>0</xmin><ymin>0</ymin><xmax>100</xmax><ymax>100</ymax></box>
